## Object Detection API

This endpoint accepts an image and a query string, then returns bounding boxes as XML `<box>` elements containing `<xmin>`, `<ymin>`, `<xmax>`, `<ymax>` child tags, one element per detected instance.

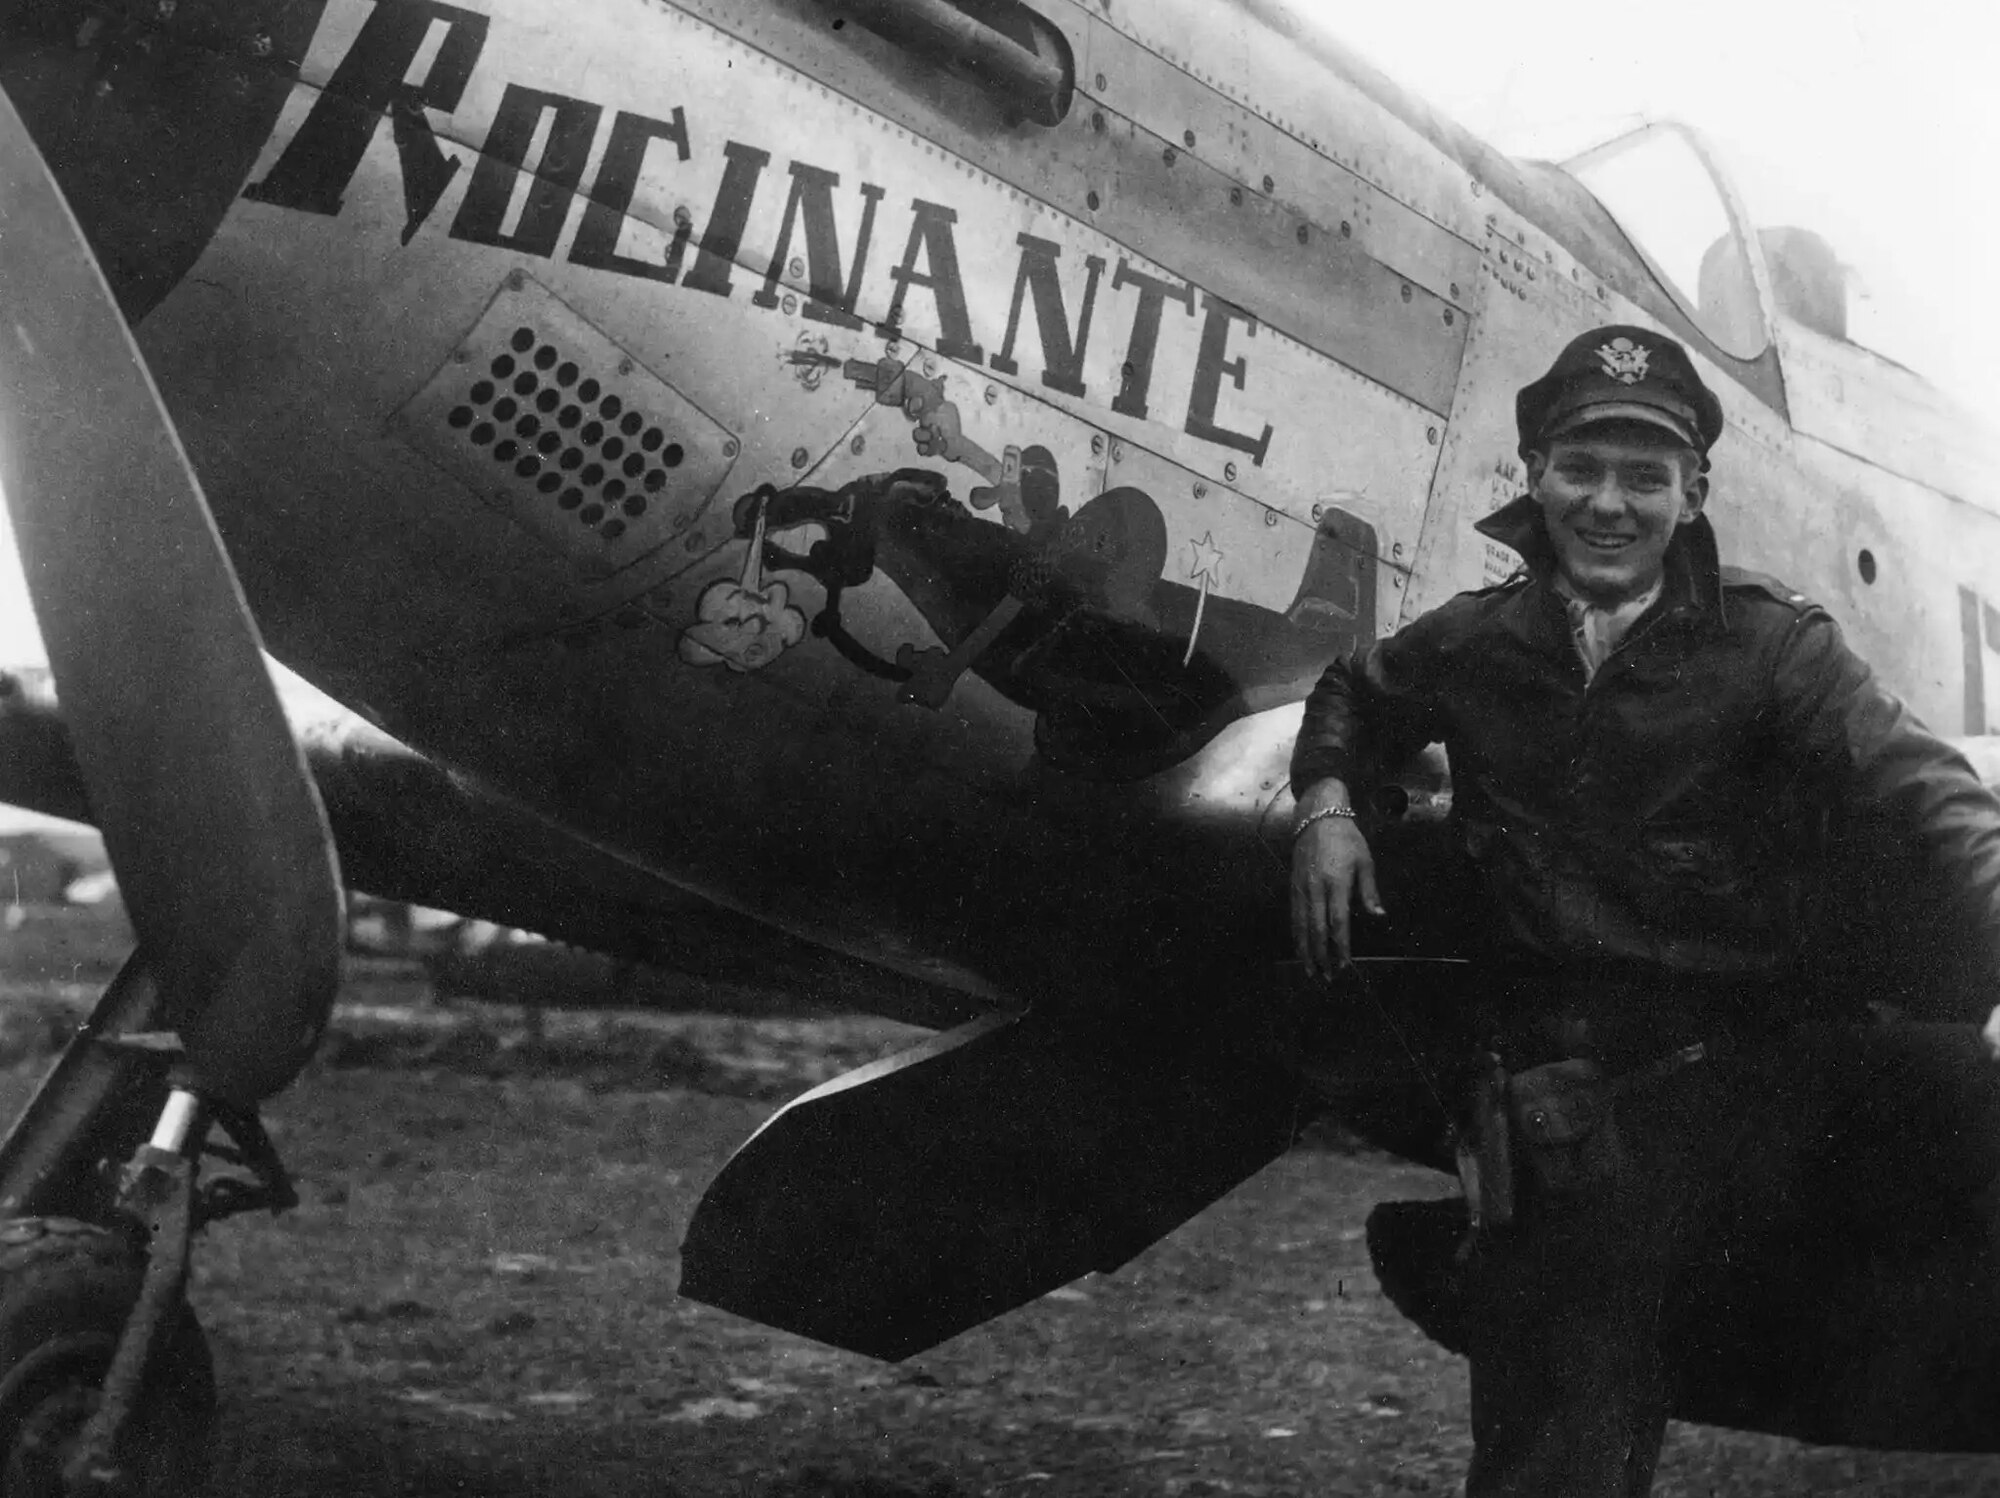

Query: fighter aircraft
<box><xmin>0</xmin><ymin>0</ymin><xmax>1997</xmax><ymax>1485</ymax></box>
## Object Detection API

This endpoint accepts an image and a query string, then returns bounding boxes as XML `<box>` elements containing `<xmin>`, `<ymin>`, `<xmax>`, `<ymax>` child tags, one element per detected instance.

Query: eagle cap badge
<box><xmin>1596</xmin><ymin>337</ymin><xmax>1650</xmax><ymax>384</ymax></box>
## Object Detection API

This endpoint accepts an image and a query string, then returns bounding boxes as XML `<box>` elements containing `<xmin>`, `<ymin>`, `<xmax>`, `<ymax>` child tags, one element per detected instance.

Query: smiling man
<box><xmin>1287</xmin><ymin>327</ymin><xmax>2000</xmax><ymax>1496</ymax></box>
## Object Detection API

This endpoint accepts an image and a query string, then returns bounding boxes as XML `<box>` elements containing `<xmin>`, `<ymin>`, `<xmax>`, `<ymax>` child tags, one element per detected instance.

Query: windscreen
<box><xmin>1564</xmin><ymin>124</ymin><xmax>1767</xmax><ymax>360</ymax></box>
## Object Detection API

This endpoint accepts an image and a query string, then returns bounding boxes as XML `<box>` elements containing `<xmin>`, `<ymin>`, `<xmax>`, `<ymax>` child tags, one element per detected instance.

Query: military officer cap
<box><xmin>1515</xmin><ymin>325</ymin><xmax>1725</xmax><ymax>461</ymax></box>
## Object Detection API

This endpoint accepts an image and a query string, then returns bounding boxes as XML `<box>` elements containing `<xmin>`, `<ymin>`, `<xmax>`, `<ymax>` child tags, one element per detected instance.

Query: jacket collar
<box><xmin>1473</xmin><ymin>494</ymin><xmax>1727</xmax><ymax>628</ymax></box>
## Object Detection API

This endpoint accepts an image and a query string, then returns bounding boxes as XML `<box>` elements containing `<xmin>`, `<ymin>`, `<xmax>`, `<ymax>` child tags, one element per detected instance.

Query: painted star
<box><xmin>1183</xmin><ymin>532</ymin><xmax>1225</xmax><ymax>667</ymax></box>
<box><xmin>1186</xmin><ymin>531</ymin><xmax>1224</xmax><ymax>587</ymax></box>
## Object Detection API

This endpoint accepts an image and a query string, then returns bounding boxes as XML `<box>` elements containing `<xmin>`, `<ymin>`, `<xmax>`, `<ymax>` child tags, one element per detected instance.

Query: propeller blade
<box><xmin>0</xmin><ymin>88</ymin><xmax>342</xmax><ymax>1106</ymax></box>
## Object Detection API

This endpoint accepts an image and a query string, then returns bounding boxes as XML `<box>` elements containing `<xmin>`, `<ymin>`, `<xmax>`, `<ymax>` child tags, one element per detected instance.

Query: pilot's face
<box><xmin>1528</xmin><ymin>426</ymin><xmax>1706</xmax><ymax>606</ymax></box>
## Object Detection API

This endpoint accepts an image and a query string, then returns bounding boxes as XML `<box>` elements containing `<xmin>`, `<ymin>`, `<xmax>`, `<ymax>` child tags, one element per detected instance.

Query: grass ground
<box><xmin>181</xmin><ymin>1049</ymin><xmax>2000</xmax><ymax>1496</ymax></box>
<box><xmin>0</xmin><ymin>931</ymin><xmax>1993</xmax><ymax>1493</ymax></box>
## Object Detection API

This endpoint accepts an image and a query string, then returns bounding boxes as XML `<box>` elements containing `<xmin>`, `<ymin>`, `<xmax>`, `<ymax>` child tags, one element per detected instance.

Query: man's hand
<box><xmin>1983</xmin><ymin>1004</ymin><xmax>2000</xmax><ymax>1063</ymax></box>
<box><xmin>1290</xmin><ymin>781</ymin><xmax>1385</xmax><ymax>978</ymax></box>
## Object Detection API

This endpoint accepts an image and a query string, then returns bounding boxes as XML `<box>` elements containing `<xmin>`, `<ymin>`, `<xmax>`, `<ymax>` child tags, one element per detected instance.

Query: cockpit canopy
<box><xmin>1562</xmin><ymin>122</ymin><xmax>1852</xmax><ymax>358</ymax></box>
<box><xmin>1742</xmin><ymin>228</ymin><xmax>1847</xmax><ymax>341</ymax></box>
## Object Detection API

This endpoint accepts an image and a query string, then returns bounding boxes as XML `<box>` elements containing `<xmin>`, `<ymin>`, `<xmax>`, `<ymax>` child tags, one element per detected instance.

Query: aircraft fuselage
<box><xmin>5</xmin><ymin>0</ymin><xmax>1997</xmax><ymax>1012</ymax></box>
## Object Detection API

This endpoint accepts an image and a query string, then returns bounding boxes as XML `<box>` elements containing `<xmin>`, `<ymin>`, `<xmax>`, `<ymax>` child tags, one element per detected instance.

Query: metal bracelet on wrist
<box><xmin>1292</xmin><ymin>803</ymin><xmax>1358</xmax><ymax>842</ymax></box>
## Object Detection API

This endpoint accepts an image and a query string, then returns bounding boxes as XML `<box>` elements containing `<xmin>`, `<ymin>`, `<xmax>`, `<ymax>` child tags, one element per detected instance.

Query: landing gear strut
<box><xmin>0</xmin><ymin>1217</ymin><xmax>213</xmax><ymax>1497</ymax></box>
<box><xmin>0</xmin><ymin>952</ymin><xmax>299</xmax><ymax>1495</ymax></box>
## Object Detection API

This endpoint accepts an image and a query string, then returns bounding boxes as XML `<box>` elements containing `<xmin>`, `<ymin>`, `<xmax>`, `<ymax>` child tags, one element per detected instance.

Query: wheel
<box><xmin>0</xmin><ymin>1217</ymin><xmax>214</xmax><ymax>1497</ymax></box>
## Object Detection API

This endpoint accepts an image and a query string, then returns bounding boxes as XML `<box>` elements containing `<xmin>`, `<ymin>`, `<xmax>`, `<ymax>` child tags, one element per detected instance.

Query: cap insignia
<box><xmin>1596</xmin><ymin>336</ymin><xmax>1650</xmax><ymax>385</ymax></box>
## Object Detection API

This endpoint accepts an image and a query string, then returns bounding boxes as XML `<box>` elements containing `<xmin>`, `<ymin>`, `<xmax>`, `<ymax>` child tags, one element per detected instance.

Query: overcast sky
<box><xmin>0</xmin><ymin>1</ymin><xmax>1989</xmax><ymax>668</ymax></box>
<box><xmin>1300</xmin><ymin>0</ymin><xmax>1998</xmax><ymax>423</ymax></box>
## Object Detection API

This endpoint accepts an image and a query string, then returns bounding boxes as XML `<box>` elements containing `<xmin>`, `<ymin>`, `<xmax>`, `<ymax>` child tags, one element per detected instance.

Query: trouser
<box><xmin>1458</xmin><ymin>1016</ymin><xmax>2000</xmax><ymax>1498</ymax></box>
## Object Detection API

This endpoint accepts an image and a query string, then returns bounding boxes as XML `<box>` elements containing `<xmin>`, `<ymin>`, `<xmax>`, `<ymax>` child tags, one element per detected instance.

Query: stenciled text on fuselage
<box><xmin>243</xmin><ymin>0</ymin><xmax>1276</xmax><ymax>468</ymax></box>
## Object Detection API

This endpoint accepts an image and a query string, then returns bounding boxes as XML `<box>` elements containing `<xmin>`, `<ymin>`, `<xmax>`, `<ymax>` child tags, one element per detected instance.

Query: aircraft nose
<box><xmin>0</xmin><ymin>3</ymin><xmax>328</xmax><ymax>320</ymax></box>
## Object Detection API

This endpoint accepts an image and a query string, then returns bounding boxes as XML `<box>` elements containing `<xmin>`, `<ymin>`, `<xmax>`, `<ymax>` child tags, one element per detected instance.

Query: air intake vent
<box><xmin>398</xmin><ymin>278</ymin><xmax>737</xmax><ymax>578</ymax></box>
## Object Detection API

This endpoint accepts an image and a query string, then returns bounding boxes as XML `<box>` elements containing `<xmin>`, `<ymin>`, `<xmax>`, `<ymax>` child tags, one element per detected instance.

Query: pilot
<box><xmin>1286</xmin><ymin>326</ymin><xmax>2000</xmax><ymax>1496</ymax></box>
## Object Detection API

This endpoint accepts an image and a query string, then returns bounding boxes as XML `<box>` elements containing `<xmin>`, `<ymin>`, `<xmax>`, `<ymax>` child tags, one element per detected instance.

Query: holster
<box><xmin>1508</xmin><ymin>1057</ymin><xmax>1624</xmax><ymax>1200</ymax></box>
<box><xmin>1455</xmin><ymin>1055</ymin><xmax>1627</xmax><ymax>1232</ymax></box>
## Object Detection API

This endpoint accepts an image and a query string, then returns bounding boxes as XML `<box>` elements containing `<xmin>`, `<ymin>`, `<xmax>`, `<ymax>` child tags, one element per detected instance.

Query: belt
<box><xmin>1616</xmin><ymin>1035</ymin><xmax>1724</xmax><ymax>1090</ymax></box>
<box><xmin>1456</xmin><ymin>1032</ymin><xmax>1733</xmax><ymax>1240</ymax></box>
<box><xmin>1485</xmin><ymin>1003</ymin><xmax>1764</xmax><ymax>1080</ymax></box>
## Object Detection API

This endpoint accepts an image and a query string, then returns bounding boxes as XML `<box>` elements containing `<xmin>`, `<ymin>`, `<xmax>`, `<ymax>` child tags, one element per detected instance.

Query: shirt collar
<box><xmin>1553</xmin><ymin>573</ymin><xmax>1662</xmax><ymax>681</ymax></box>
<box><xmin>1552</xmin><ymin>571</ymin><xmax>1664</xmax><ymax>618</ymax></box>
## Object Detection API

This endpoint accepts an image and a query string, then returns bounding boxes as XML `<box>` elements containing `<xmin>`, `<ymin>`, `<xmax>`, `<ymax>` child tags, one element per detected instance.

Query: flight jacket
<box><xmin>1289</xmin><ymin>494</ymin><xmax>2000</xmax><ymax>997</ymax></box>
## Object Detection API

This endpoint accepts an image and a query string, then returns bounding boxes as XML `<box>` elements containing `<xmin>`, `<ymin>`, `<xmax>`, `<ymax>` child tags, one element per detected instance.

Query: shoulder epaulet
<box><xmin>1719</xmin><ymin>566</ymin><xmax>1816</xmax><ymax>613</ymax></box>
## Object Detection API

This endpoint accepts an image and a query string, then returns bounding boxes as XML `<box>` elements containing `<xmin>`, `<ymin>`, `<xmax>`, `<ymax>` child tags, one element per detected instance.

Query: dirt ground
<box><xmin>6</xmin><ymin>970</ymin><xmax>2000</xmax><ymax>1495</ymax></box>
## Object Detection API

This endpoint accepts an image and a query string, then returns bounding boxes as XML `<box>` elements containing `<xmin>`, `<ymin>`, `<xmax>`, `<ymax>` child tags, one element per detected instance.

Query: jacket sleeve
<box><xmin>1289</xmin><ymin>606</ymin><xmax>1454</xmax><ymax>799</ymax></box>
<box><xmin>1766</xmin><ymin>608</ymin><xmax>2000</xmax><ymax>990</ymax></box>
